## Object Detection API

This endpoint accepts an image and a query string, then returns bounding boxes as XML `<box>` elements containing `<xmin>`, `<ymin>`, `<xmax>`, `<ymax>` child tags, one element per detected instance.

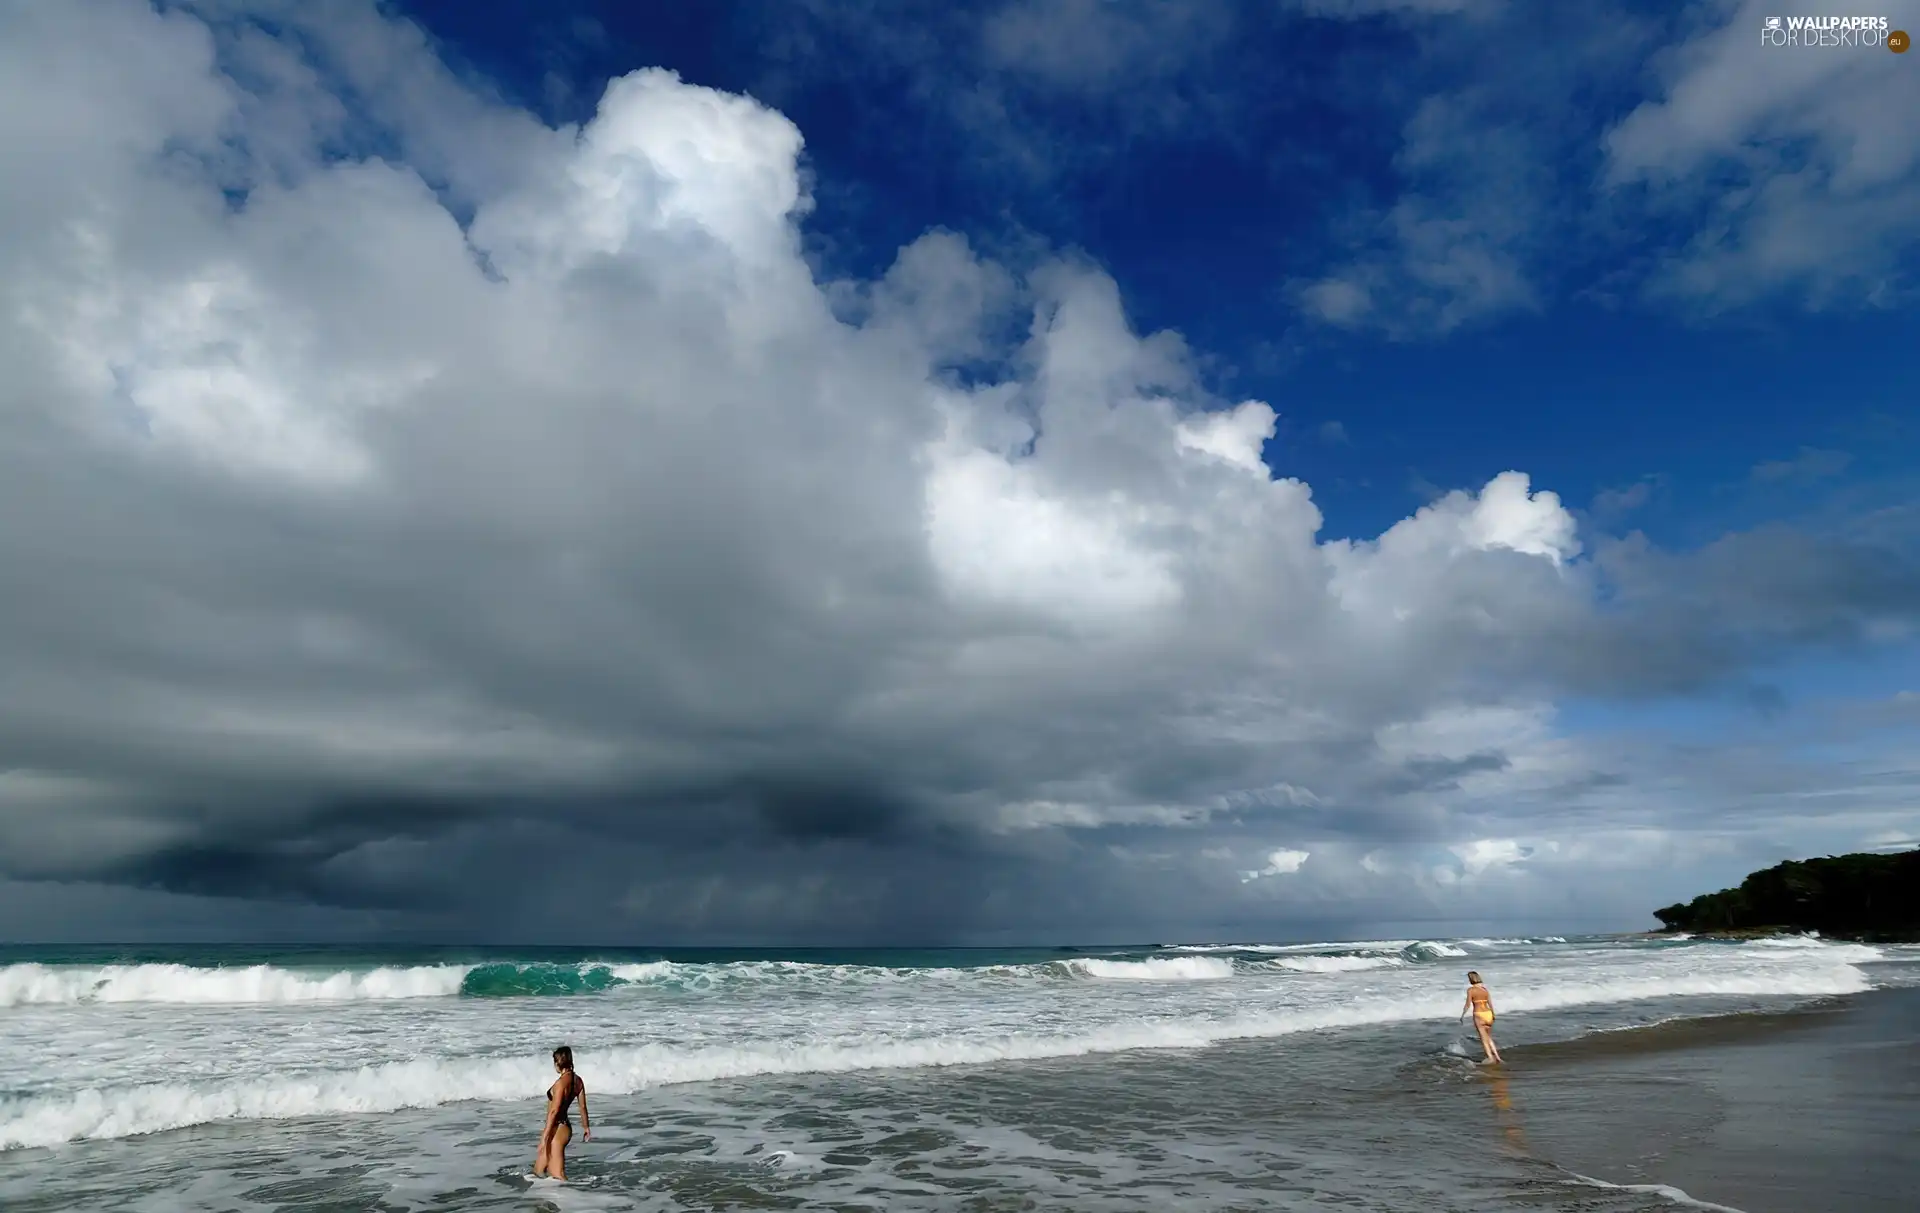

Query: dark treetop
<box><xmin>1654</xmin><ymin>851</ymin><xmax>1920</xmax><ymax>941</ymax></box>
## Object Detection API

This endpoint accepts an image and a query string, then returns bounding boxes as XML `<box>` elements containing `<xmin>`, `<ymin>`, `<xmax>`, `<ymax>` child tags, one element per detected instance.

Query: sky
<box><xmin>0</xmin><ymin>0</ymin><xmax>1917</xmax><ymax>945</ymax></box>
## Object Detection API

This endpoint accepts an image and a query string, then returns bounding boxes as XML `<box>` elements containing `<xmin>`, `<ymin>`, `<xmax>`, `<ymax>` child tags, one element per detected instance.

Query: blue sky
<box><xmin>0</xmin><ymin>0</ymin><xmax>1915</xmax><ymax>941</ymax></box>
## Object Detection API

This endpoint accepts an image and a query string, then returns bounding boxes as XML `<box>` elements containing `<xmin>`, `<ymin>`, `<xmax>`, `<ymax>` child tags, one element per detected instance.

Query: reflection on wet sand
<box><xmin>1479</xmin><ymin>1068</ymin><xmax>1528</xmax><ymax>1155</ymax></box>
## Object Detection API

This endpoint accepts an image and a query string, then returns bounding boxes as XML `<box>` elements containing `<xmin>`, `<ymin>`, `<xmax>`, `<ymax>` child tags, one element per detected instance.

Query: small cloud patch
<box><xmin>1750</xmin><ymin>447</ymin><xmax>1852</xmax><ymax>485</ymax></box>
<box><xmin>1240</xmin><ymin>848</ymin><xmax>1311</xmax><ymax>882</ymax></box>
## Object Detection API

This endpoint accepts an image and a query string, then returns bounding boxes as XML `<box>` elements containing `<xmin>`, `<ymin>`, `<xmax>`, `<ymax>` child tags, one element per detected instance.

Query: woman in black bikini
<box><xmin>534</xmin><ymin>1045</ymin><xmax>589</xmax><ymax>1180</ymax></box>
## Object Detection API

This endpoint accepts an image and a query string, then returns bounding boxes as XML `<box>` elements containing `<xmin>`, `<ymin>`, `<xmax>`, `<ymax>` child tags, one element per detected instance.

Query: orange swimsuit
<box><xmin>1469</xmin><ymin>987</ymin><xmax>1495</xmax><ymax>1025</ymax></box>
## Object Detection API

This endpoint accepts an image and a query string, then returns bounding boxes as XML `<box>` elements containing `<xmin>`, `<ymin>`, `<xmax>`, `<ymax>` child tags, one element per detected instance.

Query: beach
<box><xmin>1</xmin><ymin>935</ymin><xmax>1914</xmax><ymax>1210</ymax></box>
<box><xmin>1497</xmin><ymin>985</ymin><xmax>1920</xmax><ymax>1212</ymax></box>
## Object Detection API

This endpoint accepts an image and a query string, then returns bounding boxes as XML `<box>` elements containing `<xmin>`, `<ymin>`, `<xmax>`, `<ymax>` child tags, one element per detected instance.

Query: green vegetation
<box><xmin>1654</xmin><ymin>850</ymin><xmax>1920</xmax><ymax>940</ymax></box>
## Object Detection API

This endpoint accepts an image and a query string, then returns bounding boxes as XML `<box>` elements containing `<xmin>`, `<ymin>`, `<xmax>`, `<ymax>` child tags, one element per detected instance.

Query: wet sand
<box><xmin>1486</xmin><ymin>987</ymin><xmax>1920</xmax><ymax>1212</ymax></box>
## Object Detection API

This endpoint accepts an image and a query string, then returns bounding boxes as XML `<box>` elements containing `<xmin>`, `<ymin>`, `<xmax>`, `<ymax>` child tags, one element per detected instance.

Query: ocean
<box><xmin>2</xmin><ymin>934</ymin><xmax>1916</xmax><ymax>1211</ymax></box>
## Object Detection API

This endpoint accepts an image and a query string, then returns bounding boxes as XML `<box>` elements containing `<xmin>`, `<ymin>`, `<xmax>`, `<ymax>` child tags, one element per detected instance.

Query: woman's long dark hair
<box><xmin>553</xmin><ymin>1045</ymin><xmax>575</xmax><ymax>1071</ymax></box>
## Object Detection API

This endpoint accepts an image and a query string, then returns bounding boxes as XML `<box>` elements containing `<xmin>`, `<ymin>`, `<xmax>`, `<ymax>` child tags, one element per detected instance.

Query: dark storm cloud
<box><xmin>0</xmin><ymin>0</ymin><xmax>1917</xmax><ymax>943</ymax></box>
<box><xmin>1373</xmin><ymin>753</ymin><xmax>1511</xmax><ymax>797</ymax></box>
<box><xmin>742</xmin><ymin>778</ymin><xmax>919</xmax><ymax>841</ymax></box>
<box><xmin>111</xmin><ymin>840</ymin><xmax>396</xmax><ymax>907</ymax></box>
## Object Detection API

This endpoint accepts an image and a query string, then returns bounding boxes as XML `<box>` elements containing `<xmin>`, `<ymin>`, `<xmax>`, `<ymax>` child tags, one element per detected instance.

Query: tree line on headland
<box><xmin>1653</xmin><ymin>849</ymin><xmax>1920</xmax><ymax>940</ymax></box>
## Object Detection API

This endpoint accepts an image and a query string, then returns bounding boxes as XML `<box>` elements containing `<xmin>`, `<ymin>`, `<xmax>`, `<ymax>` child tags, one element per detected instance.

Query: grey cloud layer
<box><xmin>0</xmin><ymin>0</ymin><xmax>1916</xmax><ymax>940</ymax></box>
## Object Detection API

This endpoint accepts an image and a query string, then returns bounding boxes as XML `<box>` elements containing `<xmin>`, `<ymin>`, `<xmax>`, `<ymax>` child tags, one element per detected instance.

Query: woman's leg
<box><xmin>534</xmin><ymin>1130</ymin><xmax>549</xmax><ymax>1176</ymax></box>
<box><xmin>549</xmin><ymin>1122</ymin><xmax>573</xmax><ymax>1181</ymax></box>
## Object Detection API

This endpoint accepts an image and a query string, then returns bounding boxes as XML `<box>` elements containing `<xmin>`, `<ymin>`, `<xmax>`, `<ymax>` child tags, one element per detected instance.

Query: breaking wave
<box><xmin>1060</xmin><ymin>957</ymin><xmax>1234</xmax><ymax>981</ymax></box>
<box><xmin>1404</xmin><ymin>941</ymin><xmax>1469</xmax><ymax>958</ymax></box>
<box><xmin>1261</xmin><ymin>955</ymin><xmax>1404</xmax><ymax>974</ymax></box>
<box><xmin>456</xmin><ymin>962</ymin><xmax>671</xmax><ymax>998</ymax></box>
<box><xmin>1164</xmin><ymin>940</ymin><xmax>1418</xmax><ymax>956</ymax></box>
<box><xmin>0</xmin><ymin>935</ymin><xmax>1885</xmax><ymax>1010</ymax></box>
<box><xmin>1160</xmin><ymin>938</ymin><xmax>1530</xmax><ymax>963</ymax></box>
<box><xmin>0</xmin><ymin>955</ymin><xmax>1876</xmax><ymax>1150</ymax></box>
<box><xmin>0</xmin><ymin>955</ymin><xmax>1215</xmax><ymax>1005</ymax></box>
<box><xmin>0</xmin><ymin>962</ymin><xmax>466</xmax><ymax>1008</ymax></box>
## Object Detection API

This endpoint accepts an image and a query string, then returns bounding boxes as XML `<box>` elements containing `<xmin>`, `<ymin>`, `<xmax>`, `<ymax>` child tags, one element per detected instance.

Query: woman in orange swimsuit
<box><xmin>534</xmin><ymin>1045</ymin><xmax>590</xmax><ymax>1180</ymax></box>
<box><xmin>1460</xmin><ymin>971</ymin><xmax>1502</xmax><ymax>1064</ymax></box>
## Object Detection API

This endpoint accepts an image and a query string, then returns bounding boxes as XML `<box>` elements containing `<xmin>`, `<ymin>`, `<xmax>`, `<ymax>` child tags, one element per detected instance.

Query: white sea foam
<box><xmin>1405</xmin><ymin>941</ymin><xmax>1468</xmax><ymax>958</ymax></box>
<box><xmin>1456</xmin><ymin>937</ymin><xmax>1559</xmax><ymax>948</ymax></box>
<box><xmin>605</xmin><ymin>961</ymin><xmax>676</xmax><ymax>983</ymax></box>
<box><xmin>1164</xmin><ymin>940</ymin><xmax>1422</xmax><ymax>956</ymax></box>
<box><xmin>610</xmin><ymin>959</ymin><xmax>1059</xmax><ymax>988</ymax></box>
<box><xmin>1564</xmin><ymin>1170</ymin><xmax>1749</xmax><ymax>1212</ymax></box>
<box><xmin>1744</xmin><ymin>940</ymin><xmax>1882</xmax><ymax>963</ymax></box>
<box><xmin>1501</xmin><ymin>965</ymin><xmax>1869</xmax><ymax>1014</ymax></box>
<box><xmin>1062</xmin><ymin>957</ymin><xmax>1234</xmax><ymax>981</ymax></box>
<box><xmin>0</xmin><ymin>962</ymin><xmax>468</xmax><ymax>1007</ymax></box>
<box><xmin>1262</xmin><ymin>955</ymin><xmax>1404</xmax><ymax>974</ymax></box>
<box><xmin>1316</xmin><ymin>939</ymin><xmax>1421</xmax><ymax>955</ymax></box>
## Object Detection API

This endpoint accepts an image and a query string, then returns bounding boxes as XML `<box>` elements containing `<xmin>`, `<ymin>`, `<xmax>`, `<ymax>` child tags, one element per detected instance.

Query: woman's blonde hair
<box><xmin>1466</xmin><ymin>971</ymin><xmax>1481</xmax><ymax>984</ymax></box>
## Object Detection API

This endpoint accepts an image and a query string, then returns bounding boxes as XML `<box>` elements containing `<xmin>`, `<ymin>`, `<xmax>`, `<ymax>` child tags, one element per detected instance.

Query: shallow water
<box><xmin>3</xmin><ymin>935</ymin><xmax>1915</xmax><ymax>1210</ymax></box>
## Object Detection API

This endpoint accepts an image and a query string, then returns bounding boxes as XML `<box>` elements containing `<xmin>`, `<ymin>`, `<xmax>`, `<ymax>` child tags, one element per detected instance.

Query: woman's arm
<box><xmin>541</xmin><ymin>1091</ymin><xmax>562</xmax><ymax>1142</ymax></box>
<box><xmin>578</xmin><ymin>1080</ymin><xmax>590</xmax><ymax>1141</ymax></box>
